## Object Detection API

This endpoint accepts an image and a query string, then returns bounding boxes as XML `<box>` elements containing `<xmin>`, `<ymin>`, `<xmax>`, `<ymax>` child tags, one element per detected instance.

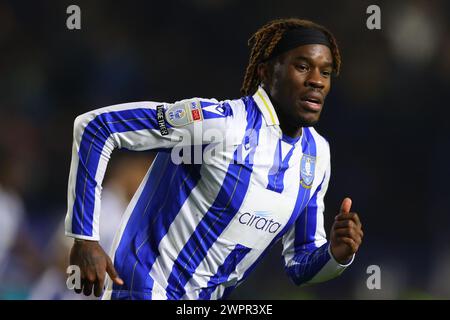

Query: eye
<box><xmin>321</xmin><ymin>70</ymin><xmax>332</xmax><ymax>78</ymax></box>
<box><xmin>295</xmin><ymin>64</ymin><xmax>309</xmax><ymax>72</ymax></box>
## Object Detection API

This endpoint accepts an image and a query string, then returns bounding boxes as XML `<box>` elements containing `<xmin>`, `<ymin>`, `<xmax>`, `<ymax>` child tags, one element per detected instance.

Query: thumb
<box><xmin>339</xmin><ymin>197</ymin><xmax>352</xmax><ymax>214</ymax></box>
<box><xmin>106</xmin><ymin>258</ymin><xmax>124</xmax><ymax>286</ymax></box>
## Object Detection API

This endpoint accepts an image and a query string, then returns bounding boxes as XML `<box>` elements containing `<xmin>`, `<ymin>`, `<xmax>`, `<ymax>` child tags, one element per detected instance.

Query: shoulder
<box><xmin>196</xmin><ymin>96</ymin><xmax>255</xmax><ymax>130</ymax></box>
<box><xmin>308</xmin><ymin>127</ymin><xmax>331</xmax><ymax>171</ymax></box>
<box><xmin>308</xmin><ymin>127</ymin><xmax>330</xmax><ymax>153</ymax></box>
<box><xmin>170</xmin><ymin>96</ymin><xmax>249</xmax><ymax>121</ymax></box>
<box><xmin>166</xmin><ymin>96</ymin><xmax>251</xmax><ymax>143</ymax></box>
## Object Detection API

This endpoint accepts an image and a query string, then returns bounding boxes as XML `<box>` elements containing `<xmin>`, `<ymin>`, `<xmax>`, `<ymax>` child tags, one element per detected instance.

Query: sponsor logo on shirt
<box><xmin>238</xmin><ymin>210</ymin><xmax>282</xmax><ymax>234</ymax></box>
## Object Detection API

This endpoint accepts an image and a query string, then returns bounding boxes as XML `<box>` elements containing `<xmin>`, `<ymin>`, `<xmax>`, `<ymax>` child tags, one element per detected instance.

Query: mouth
<box><xmin>299</xmin><ymin>94</ymin><xmax>323</xmax><ymax>112</ymax></box>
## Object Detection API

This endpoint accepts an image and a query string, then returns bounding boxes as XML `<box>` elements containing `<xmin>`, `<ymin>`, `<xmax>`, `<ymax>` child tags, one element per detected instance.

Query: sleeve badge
<box><xmin>165</xmin><ymin>100</ymin><xmax>203</xmax><ymax>127</ymax></box>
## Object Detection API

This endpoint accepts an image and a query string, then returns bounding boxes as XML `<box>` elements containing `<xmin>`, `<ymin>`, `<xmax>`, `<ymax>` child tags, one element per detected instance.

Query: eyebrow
<box><xmin>294</xmin><ymin>55</ymin><xmax>333</xmax><ymax>68</ymax></box>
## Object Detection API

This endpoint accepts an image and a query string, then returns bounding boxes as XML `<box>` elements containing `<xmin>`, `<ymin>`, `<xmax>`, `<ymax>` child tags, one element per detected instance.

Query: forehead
<box><xmin>283</xmin><ymin>44</ymin><xmax>333</xmax><ymax>65</ymax></box>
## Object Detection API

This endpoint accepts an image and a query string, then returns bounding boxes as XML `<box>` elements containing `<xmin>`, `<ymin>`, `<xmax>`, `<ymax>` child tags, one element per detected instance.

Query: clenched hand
<box><xmin>330</xmin><ymin>198</ymin><xmax>363</xmax><ymax>264</ymax></box>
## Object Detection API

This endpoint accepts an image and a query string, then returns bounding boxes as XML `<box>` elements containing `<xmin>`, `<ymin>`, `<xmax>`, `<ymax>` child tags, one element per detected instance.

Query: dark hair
<box><xmin>241</xmin><ymin>18</ymin><xmax>341</xmax><ymax>96</ymax></box>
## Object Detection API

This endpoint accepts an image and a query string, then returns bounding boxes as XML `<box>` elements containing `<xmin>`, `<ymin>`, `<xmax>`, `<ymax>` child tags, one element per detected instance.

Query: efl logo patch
<box><xmin>191</xmin><ymin>109</ymin><xmax>201</xmax><ymax>121</ymax></box>
<box><xmin>189</xmin><ymin>101</ymin><xmax>203</xmax><ymax>122</ymax></box>
<box><xmin>300</xmin><ymin>154</ymin><xmax>316</xmax><ymax>188</ymax></box>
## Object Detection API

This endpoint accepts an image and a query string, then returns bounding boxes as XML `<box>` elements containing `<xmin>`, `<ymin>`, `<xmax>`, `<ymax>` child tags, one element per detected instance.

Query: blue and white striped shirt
<box><xmin>65</xmin><ymin>86</ymin><xmax>353</xmax><ymax>300</ymax></box>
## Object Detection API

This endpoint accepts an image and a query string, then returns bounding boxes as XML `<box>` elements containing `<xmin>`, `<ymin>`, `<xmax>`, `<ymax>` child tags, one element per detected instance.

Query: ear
<box><xmin>257</xmin><ymin>62</ymin><xmax>271</xmax><ymax>88</ymax></box>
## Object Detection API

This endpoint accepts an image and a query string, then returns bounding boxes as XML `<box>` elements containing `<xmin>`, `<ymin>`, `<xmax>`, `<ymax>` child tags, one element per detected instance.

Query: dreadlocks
<box><xmin>241</xmin><ymin>18</ymin><xmax>341</xmax><ymax>96</ymax></box>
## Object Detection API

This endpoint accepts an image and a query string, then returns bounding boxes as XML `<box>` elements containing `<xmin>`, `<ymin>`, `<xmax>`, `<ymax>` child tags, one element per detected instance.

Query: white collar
<box><xmin>252</xmin><ymin>86</ymin><xmax>280</xmax><ymax>127</ymax></box>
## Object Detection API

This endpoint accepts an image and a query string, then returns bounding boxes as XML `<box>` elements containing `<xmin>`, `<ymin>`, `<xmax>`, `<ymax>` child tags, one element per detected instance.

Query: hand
<box><xmin>69</xmin><ymin>240</ymin><xmax>124</xmax><ymax>297</ymax></box>
<box><xmin>330</xmin><ymin>198</ymin><xmax>364</xmax><ymax>264</ymax></box>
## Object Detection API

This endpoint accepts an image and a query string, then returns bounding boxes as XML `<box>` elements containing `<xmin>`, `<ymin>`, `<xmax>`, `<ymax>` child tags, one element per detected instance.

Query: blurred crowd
<box><xmin>0</xmin><ymin>0</ymin><xmax>449</xmax><ymax>299</ymax></box>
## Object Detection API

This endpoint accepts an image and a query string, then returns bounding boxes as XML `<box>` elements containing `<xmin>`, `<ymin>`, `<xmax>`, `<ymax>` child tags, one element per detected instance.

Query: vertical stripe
<box><xmin>102</xmin><ymin>154</ymin><xmax>156</xmax><ymax>299</ymax></box>
<box><xmin>111</xmin><ymin>151</ymin><xmax>173</xmax><ymax>298</ymax></box>
<box><xmin>267</xmin><ymin>140</ymin><xmax>281</xmax><ymax>191</ymax></box>
<box><xmin>292</xmin><ymin>174</ymin><xmax>326</xmax><ymax>255</ymax></box>
<box><xmin>293</xmin><ymin>127</ymin><xmax>318</xmax><ymax>253</ymax></box>
<box><xmin>267</xmin><ymin>142</ymin><xmax>296</xmax><ymax>193</ymax></box>
<box><xmin>164</xmin><ymin>99</ymin><xmax>262</xmax><ymax>300</ymax></box>
<box><xmin>286</xmin><ymin>178</ymin><xmax>330</xmax><ymax>285</ymax></box>
<box><xmin>274</xmin><ymin>145</ymin><xmax>296</xmax><ymax>193</ymax></box>
<box><xmin>198</xmin><ymin>244</ymin><xmax>251</xmax><ymax>300</ymax></box>
<box><xmin>307</xmin><ymin>176</ymin><xmax>326</xmax><ymax>247</ymax></box>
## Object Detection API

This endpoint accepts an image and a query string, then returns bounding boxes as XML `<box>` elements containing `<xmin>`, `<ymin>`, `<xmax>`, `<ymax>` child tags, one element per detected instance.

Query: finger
<box><xmin>350</xmin><ymin>212</ymin><xmax>361</xmax><ymax>226</ymax></box>
<box><xmin>93</xmin><ymin>268</ymin><xmax>105</xmax><ymax>298</ymax></box>
<box><xmin>339</xmin><ymin>237</ymin><xmax>359</xmax><ymax>253</ymax></box>
<box><xmin>332</xmin><ymin>220</ymin><xmax>356</xmax><ymax>230</ymax></box>
<box><xmin>82</xmin><ymin>279</ymin><xmax>94</xmax><ymax>296</ymax></box>
<box><xmin>335</xmin><ymin>212</ymin><xmax>362</xmax><ymax>226</ymax></box>
<box><xmin>106</xmin><ymin>257</ymin><xmax>124</xmax><ymax>286</ymax></box>
<box><xmin>94</xmin><ymin>278</ymin><xmax>104</xmax><ymax>298</ymax></box>
<box><xmin>339</xmin><ymin>197</ymin><xmax>352</xmax><ymax>214</ymax></box>
<box><xmin>74</xmin><ymin>285</ymin><xmax>83</xmax><ymax>294</ymax></box>
<box><xmin>333</xmin><ymin>218</ymin><xmax>363</xmax><ymax>235</ymax></box>
<box><xmin>74</xmin><ymin>272</ymin><xmax>85</xmax><ymax>294</ymax></box>
<box><xmin>333</xmin><ymin>225</ymin><xmax>364</xmax><ymax>242</ymax></box>
<box><xmin>333</xmin><ymin>228</ymin><xmax>362</xmax><ymax>243</ymax></box>
<box><xmin>333</xmin><ymin>227</ymin><xmax>353</xmax><ymax>238</ymax></box>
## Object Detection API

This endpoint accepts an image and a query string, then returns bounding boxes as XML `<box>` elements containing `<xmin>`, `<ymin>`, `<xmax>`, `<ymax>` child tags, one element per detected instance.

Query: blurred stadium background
<box><xmin>0</xmin><ymin>0</ymin><xmax>449</xmax><ymax>300</ymax></box>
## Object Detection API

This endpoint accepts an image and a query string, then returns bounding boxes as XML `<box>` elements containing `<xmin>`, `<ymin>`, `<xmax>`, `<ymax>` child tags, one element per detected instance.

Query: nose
<box><xmin>305</xmin><ymin>68</ymin><xmax>325</xmax><ymax>90</ymax></box>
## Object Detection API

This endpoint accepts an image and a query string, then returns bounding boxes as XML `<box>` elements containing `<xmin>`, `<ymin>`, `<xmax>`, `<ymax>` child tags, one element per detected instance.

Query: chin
<box><xmin>297</xmin><ymin>114</ymin><xmax>320</xmax><ymax>127</ymax></box>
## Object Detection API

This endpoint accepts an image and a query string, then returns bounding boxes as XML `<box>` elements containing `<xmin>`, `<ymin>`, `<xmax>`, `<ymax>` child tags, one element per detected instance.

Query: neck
<box><xmin>278</xmin><ymin>116</ymin><xmax>303</xmax><ymax>138</ymax></box>
<box><xmin>267</xmin><ymin>93</ymin><xmax>303</xmax><ymax>138</ymax></box>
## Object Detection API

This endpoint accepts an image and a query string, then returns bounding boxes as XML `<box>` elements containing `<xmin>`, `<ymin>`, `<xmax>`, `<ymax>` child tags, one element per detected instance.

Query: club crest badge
<box><xmin>300</xmin><ymin>154</ymin><xmax>316</xmax><ymax>188</ymax></box>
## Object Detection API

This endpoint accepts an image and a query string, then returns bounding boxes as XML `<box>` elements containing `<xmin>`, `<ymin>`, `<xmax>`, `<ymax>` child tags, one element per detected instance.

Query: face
<box><xmin>259</xmin><ymin>44</ymin><xmax>333</xmax><ymax>128</ymax></box>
